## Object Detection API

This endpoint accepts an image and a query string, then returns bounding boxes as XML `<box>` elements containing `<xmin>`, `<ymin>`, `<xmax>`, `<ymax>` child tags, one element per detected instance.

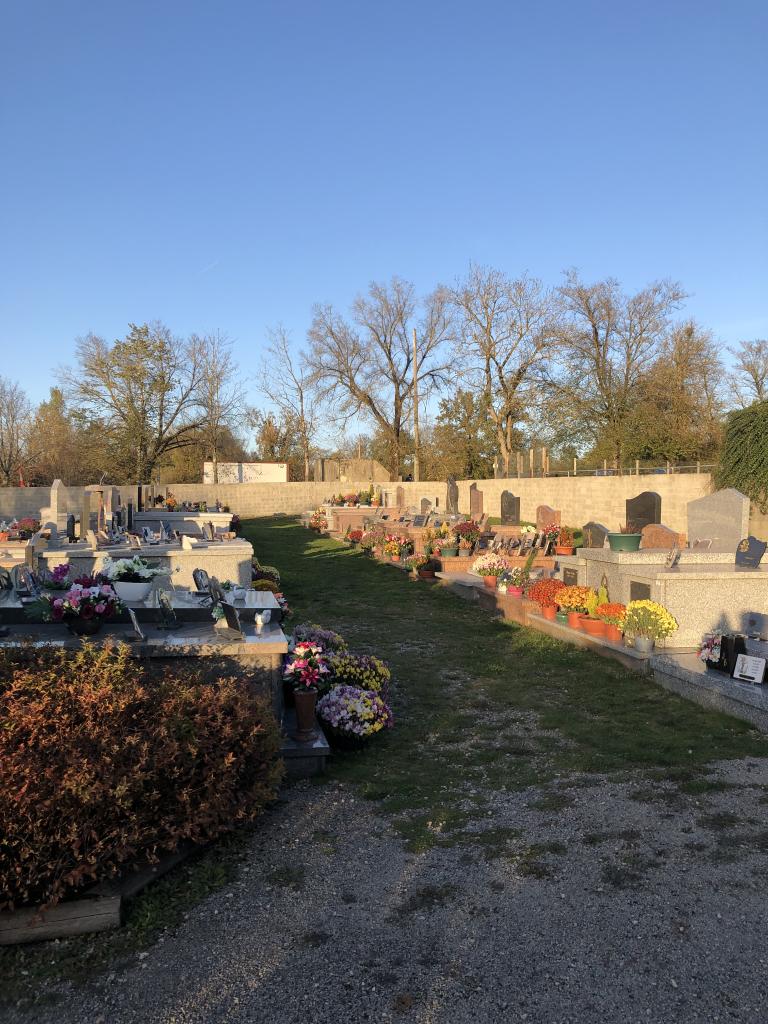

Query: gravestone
<box><xmin>536</xmin><ymin>505</ymin><xmax>561</xmax><ymax>531</ymax></box>
<box><xmin>80</xmin><ymin>492</ymin><xmax>93</xmax><ymax>539</ymax></box>
<box><xmin>626</xmin><ymin>491</ymin><xmax>661</xmax><ymax>531</ymax></box>
<box><xmin>640</xmin><ymin>523</ymin><xmax>685</xmax><ymax>550</ymax></box>
<box><xmin>687</xmin><ymin>488</ymin><xmax>750</xmax><ymax>552</ymax></box>
<box><xmin>66</xmin><ymin>513</ymin><xmax>76</xmax><ymax>544</ymax></box>
<box><xmin>420</xmin><ymin>498</ymin><xmax>432</xmax><ymax>515</ymax></box>
<box><xmin>736</xmin><ymin>536</ymin><xmax>767</xmax><ymax>569</ymax></box>
<box><xmin>500</xmin><ymin>490</ymin><xmax>520</xmax><ymax>526</ymax></box>
<box><xmin>446</xmin><ymin>476</ymin><xmax>459</xmax><ymax>515</ymax></box>
<box><xmin>395</xmin><ymin>485</ymin><xmax>405</xmax><ymax>507</ymax></box>
<box><xmin>581</xmin><ymin>521</ymin><xmax>609</xmax><ymax>549</ymax></box>
<box><xmin>469</xmin><ymin>483</ymin><xmax>483</xmax><ymax>520</ymax></box>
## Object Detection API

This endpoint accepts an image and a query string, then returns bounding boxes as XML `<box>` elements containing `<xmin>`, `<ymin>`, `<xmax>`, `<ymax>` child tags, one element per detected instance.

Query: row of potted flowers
<box><xmin>328</xmin><ymin>486</ymin><xmax>381</xmax><ymax>507</ymax></box>
<box><xmin>282</xmin><ymin>624</ymin><xmax>394</xmax><ymax>749</ymax></box>
<box><xmin>0</xmin><ymin>517</ymin><xmax>41</xmax><ymax>542</ymax></box>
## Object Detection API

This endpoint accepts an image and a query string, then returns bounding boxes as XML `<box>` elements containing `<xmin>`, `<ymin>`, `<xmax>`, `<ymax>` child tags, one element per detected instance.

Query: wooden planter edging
<box><xmin>0</xmin><ymin>844</ymin><xmax>194</xmax><ymax>947</ymax></box>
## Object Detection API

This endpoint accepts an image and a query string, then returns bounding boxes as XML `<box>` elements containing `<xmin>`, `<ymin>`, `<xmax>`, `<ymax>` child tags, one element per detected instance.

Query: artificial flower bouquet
<box><xmin>542</xmin><ymin>521</ymin><xmax>561</xmax><ymax>541</ymax></box>
<box><xmin>44</xmin><ymin>563</ymin><xmax>73</xmax><ymax>590</ymax></box>
<box><xmin>349</xmin><ymin>529</ymin><xmax>364</xmax><ymax>544</ymax></box>
<box><xmin>317</xmin><ymin>685</ymin><xmax>394</xmax><ymax>747</ymax></box>
<box><xmin>622</xmin><ymin>600</ymin><xmax>678</xmax><ymax>640</ymax></box>
<box><xmin>520</xmin><ymin>524</ymin><xmax>536</xmax><ymax>535</ymax></box>
<box><xmin>283</xmin><ymin>642</ymin><xmax>331</xmax><ymax>692</ymax></box>
<box><xmin>383</xmin><ymin>534</ymin><xmax>411</xmax><ymax>558</ymax></box>
<box><xmin>309</xmin><ymin>509</ymin><xmax>328</xmax><ymax>531</ymax></box>
<box><xmin>472</xmin><ymin>552</ymin><xmax>511</xmax><ymax>578</ymax></box>
<box><xmin>13</xmin><ymin>517</ymin><xmax>41</xmax><ymax>540</ymax></box>
<box><xmin>101</xmin><ymin>556</ymin><xmax>169</xmax><ymax>582</ymax></box>
<box><xmin>27</xmin><ymin>577</ymin><xmax>121</xmax><ymax>627</ymax></box>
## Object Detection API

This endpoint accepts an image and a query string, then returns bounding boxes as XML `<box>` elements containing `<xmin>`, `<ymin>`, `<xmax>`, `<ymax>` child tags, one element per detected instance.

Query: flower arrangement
<box><xmin>27</xmin><ymin>581</ymin><xmax>121</xmax><ymax>626</ymax></box>
<box><xmin>557</xmin><ymin>527</ymin><xmax>574</xmax><ymax>546</ymax></box>
<box><xmin>619</xmin><ymin>522</ymin><xmax>640</xmax><ymax>534</ymax></box>
<box><xmin>252</xmin><ymin>579</ymin><xmax>280</xmax><ymax>592</ymax></box>
<box><xmin>622</xmin><ymin>600</ymin><xmax>678</xmax><ymax>640</ymax></box>
<box><xmin>406</xmin><ymin>554</ymin><xmax>428</xmax><ymax>572</ymax></box>
<box><xmin>595</xmin><ymin>602</ymin><xmax>626</xmax><ymax>626</ymax></box>
<box><xmin>542</xmin><ymin>522</ymin><xmax>560</xmax><ymax>541</ymax></box>
<box><xmin>527</xmin><ymin>578</ymin><xmax>566</xmax><ymax>607</ymax></box>
<box><xmin>349</xmin><ymin>529</ymin><xmax>364</xmax><ymax>544</ymax></box>
<box><xmin>165</xmin><ymin>493</ymin><xmax>178</xmax><ymax>511</ymax></box>
<box><xmin>502</xmin><ymin>567</ymin><xmax>527</xmax><ymax>588</ymax></box>
<box><xmin>520</xmin><ymin>524</ymin><xmax>536</xmax><ymax>535</ymax></box>
<box><xmin>555</xmin><ymin>585</ymin><xmax>594</xmax><ymax>613</ymax></box>
<box><xmin>275</xmin><ymin>592</ymin><xmax>292</xmax><ymax>618</ymax></box>
<box><xmin>698</xmin><ymin>633</ymin><xmax>722</xmax><ymax>664</ymax></box>
<box><xmin>101</xmin><ymin>556</ymin><xmax>169</xmax><ymax>582</ymax></box>
<box><xmin>472</xmin><ymin>552</ymin><xmax>511</xmax><ymax>578</ymax></box>
<box><xmin>283</xmin><ymin>642</ymin><xmax>331</xmax><ymax>691</ymax></box>
<box><xmin>317</xmin><ymin>685</ymin><xmax>394</xmax><ymax>743</ymax></box>
<box><xmin>344</xmin><ymin>492</ymin><xmax>359</xmax><ymax>505</ymax></box>
<box><xmin>45</xmin><ymin>563</ymin><xmax>73</xmax><ymax>590</ymax></box>
<box><xmin>309</xmin><ymin>509</ymin><xmax>328</xmax><ymax>531</ymax></box>
<box><xmin>454</xmin><ymin>520</ymin><xmax>480</xmax><ymax>547</ymax></box>
<box><xmin>14</xmin><ymin>517</ymin><xmax>41</xmax><ymax>540</ymax></box>
<box><xmin>382</xmin><ymin>534</ymin><xmax>411</xmax><ymax>558</ymax></box>
<box><xmin>359</xmin><ymin>530</ymin><xmax>376</xmax><ymax>551</ymax></box>
<box><xmin>293</xmin><ymin>623</ymin><xmax>348</xmax><ymax>652</ymax></box>
<box><xmin>328</xmin><ymin>652</ymin><xmax>391</xmax><ymax>700</ymax></box>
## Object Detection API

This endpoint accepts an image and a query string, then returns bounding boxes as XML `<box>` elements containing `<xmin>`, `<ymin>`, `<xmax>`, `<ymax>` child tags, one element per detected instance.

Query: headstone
<box><xmin>80</xmin><ymin>492</ymin><xmax>92</xmax><ymax>539</ymax></box>
<box><xmin>127</xmin><ymin>501</ymin><xmax>134</xmax><ymax>530</ymax></box>
<box><xmin>469</xmin><ymin>483</ymin><xmax>483</xmax><ymax>520</ymax></box>
<box><xmin>395</xmin><ymin>485</ymin><xmax>405</xmax><ymax>507</ymax></box>
<box><xmin>687</xmin><ymin>488</ymin><xmax>750</xmax><ymax>553</ymax></box>
<box><xmin>640</xmin><ymin>523</ymin><xmax>685</xmax><ymax>550</ymax></box>
<box><xmin>446</xmin><ymin>476</ymin><xmax>459</xmax><ymax>515</ymax></box>
<box><xmin>420</xmin><ymin>498</ymin><xmax>432</xmax><ymax>515</ymax></box>
<box><xmin>66</xmin><ymin>514</ymin><xmax>76</xmax><ymax>544</ymax></box>
<box><xmin>581</xmin><ymin>521</ymin><xmax>609</xmax><ymax>549</ymax></box>
<box><xmin>626</xmin><ymin>491</ymin><xmax>661</xmax><ymax>532</ymax></box>
<box><xmin>500</xmin><ymin>491</ymin><xmax>520</xmax><ymax>526</ymax></box>
<box><xmin>536</xmin><ymin>505</ymin><xmax>561</xmax><ymax>531</ymax></box>
<box><xmin>736</xmin><ymin>536</ymin><xmax>767</xmax><ymax>569</ymax></box>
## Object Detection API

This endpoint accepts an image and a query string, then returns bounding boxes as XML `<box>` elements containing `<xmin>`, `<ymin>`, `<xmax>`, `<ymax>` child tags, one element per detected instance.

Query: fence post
<box><xmin>635</xmin><ymin>459</ymin><xmax>640</xmax><ymax>476</ymax></box>
<box><xmin>696</xmin><ymin>460</ymin><xmax>701</xmax><ymax>474</ymax></box>
<box><xmin>666</xmin><ymin>460</ymin><xmax>671</xmax><ymax>474</ymax></box>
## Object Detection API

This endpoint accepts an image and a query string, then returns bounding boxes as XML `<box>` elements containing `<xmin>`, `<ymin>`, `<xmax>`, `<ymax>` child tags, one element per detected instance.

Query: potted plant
<box><xmin>622</xmin><ymin>599</ymin><xmax>678</xmax><ymax>654</ymax></box>
<box><xmin>502</xmin><ymin>567</ymin><xmax>527</xmax><ymax>597</ymax></box>
<box><xmin>608</xmin><ymin>522</ymin><xmax>642</xmax><ymax>552</ymax></box>
<box><xmin>579</xmin><ymin>590</ymin><xmax>607</xmax><ymax>637</ymax></box>
<box><xmin>309</xmin><ymin>509</ymin><xmax>328</xmax><ymax>532</ymax></box>
<box><xmin>527</xmin><ymin>577</ymin><xmax>566</xmax><ymax>616</ymax></box>
<box><xmin>472</xmin><ymin>552</ymin><xmax>511</xmax><ymax>588</ymax></box>
<box><xmin>15</xmin><ymin>517</ymin><xmax>41</xmax><ymax>540</ymax></box>
<box><xmin>101</xmin><ymin>555</ymin><xmax>170</xmax><ymax>602</ymax></box>
<box><xmin>417</xmin><ymin>557</ymin><xmax>438</xmax><ymax>579</ymax></box>
<box><xmin>349</xmin><ymin>529</ymin><xmax>363</xmax><ymax>547</ymax></box>
<box><xmin>27</xmin><ymin>578</ymin><xmax>122</xmax><ymax>636</ymax></box>
<box><xmin>0</xmin><ymin>520</ymin><xmax>8</xmax><ymax>543</ymax></box>
<box><xmin>406</xmin><ymin>554</ymin><xmax>428</xmax><ymax>577</ymax></box>
<box><xmin>383</xmin><ymin>534</ymin><xmax>410</xmax><ymax>561</ymax></box>
<box><xmin>454</xmin><ymin>520</ymin><xmax>480</xmax><ymax>557</ymax></box>
<box><xmin>596</xmin><ymin>602</ymin><xmax>627</xmax><ymax>643</ymax></box>
<box><xmin>317</xmin><ymin>685</ymin><xmax>394</xmax><ymax>751</ymax></box>
<box><xmin>555</xmin><ymin>585</ymin><xmax>595</xmax><ymax>629</ymax></box>
<box><xmin>554</xmin><ymin>526</ymin><xmax>576</xmax><ymax>556</ymax></box>
<box><xmin>282</xmin><ymin>641</ymin><xmax>331</xmax><ymax>740</ymax></box>
<box><xmin>359</xmin><ymin>531</ymin><xmax>376</xmax><ymax>555</ymax></box>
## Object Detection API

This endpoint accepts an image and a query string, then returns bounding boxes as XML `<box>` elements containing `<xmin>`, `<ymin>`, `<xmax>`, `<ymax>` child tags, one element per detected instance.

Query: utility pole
<box><xmin>412</xmin><ymin>327</ymin><xmax>420</xmax><ymax>482</ymax></box>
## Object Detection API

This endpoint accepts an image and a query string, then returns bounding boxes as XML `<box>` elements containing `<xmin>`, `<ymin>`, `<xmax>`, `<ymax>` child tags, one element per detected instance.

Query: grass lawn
<box><xmin>249</xmin><ymin>517</ymin><xmax>767</xmax><ymax>849</ymax></box>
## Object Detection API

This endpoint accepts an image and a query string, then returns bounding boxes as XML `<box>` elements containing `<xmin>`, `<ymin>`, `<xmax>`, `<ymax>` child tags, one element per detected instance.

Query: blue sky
<box><xmin>2</xmin><ymin>0</ymin><xmax>766</xmax><ymax>405</ymax></box>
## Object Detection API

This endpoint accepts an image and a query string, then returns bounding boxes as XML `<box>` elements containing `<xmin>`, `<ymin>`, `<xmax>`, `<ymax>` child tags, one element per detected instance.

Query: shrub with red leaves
<box><xmin>0</xmin><ymin>644</ymin><xmax>283</xmax><ymax>911</ymax></box>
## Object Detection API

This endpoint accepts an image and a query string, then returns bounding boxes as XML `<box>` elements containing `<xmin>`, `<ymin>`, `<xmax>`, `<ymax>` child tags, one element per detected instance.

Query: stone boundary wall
<box><xmin>0</xmin><ymin>473</ymin><xmax>725</xmax><ymax>535</ymax></box>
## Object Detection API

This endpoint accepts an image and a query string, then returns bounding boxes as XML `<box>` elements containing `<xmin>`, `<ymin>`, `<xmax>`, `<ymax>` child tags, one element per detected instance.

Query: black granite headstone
<box><xmin>500</xmin><ymin>490</ymin><xmax>520</xmax><ymax>526</ymax></box>
<box><xmin>563</xmin><ymin>568</ymin><xmax>578</xmax><ymax>586</ymax></box>
<box><xmin>66</xmin><ymin>514</ymin><xmax>76</xmax><ymax>544</ymax></box>
<box><xmin>446</xmin><ymin>476</ymin><xmax>459</xmax><ymax>515</ymax></box>
<box><xmin>735</xmin><ymin>536</ymin><xmax>767</xmax><ymax>569</ymax></box>
<box><xmin>626</xmin><ymin>491</ymin><xmax>661</xmax><ymax>531</ymax></box>
<box><xmin>469</xmin><ymin>483</ymin><xmax>483</xmax><ymax>520</ymax></box>
<box><xmin>581</xmin><ymin>522</ymin><xmax>609</xmax><ymax>549</ymax></box>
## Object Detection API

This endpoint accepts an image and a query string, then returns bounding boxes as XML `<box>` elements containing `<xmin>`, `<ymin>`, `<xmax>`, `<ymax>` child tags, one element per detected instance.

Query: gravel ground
<box><xmin>6</xmin><ymin>758</ymin><xmax>768</xmax><ymax>1024</ymax></box>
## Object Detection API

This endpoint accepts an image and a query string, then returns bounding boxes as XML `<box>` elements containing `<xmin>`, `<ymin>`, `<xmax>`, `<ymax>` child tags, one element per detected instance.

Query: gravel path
<box><xmin>7</xmin><ymin>758</ymin><xmax>768</xmax><ymax>1024</ymax></box>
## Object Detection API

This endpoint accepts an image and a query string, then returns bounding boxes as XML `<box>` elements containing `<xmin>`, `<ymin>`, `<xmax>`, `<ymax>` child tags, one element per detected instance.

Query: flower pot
<box><xmin>0</xmin><ymin>532</ymin><xmax>8</xmax><ymax>543</ymax></box>
<box><xmin>556</xmin><ymin>611</ymin><xmax>568</xmax><ymax>624</ymax></box>
<box><xmin>458</xmin><ymin>549</ymin><xmax>472</xmax><ymax>558</ymax></box>
<box><xmin>67</xmin><ymin>617</ymin><xmax>104</xmax><ymax>637</ymax></box>
<box><xmin>441</xmin><ymin>546</ymin><xmax>458</xmax><ymax>557</ymax></box>
<box><xmin>390</xmin><ymin>555</ymin><xmax>401</xmax><ymax>562</ymax></box>
<box><xmin>632</xmin><ymin>636</ymin><xmax>655</xmax><ymax>655</ymax></box>
<box><xmin>482</xmin><ymin>575</ymin><xmax>498</xmax><ymax>589</ymax></box>
<box><xmin>293</xmin><ymin>688</ymin><xmax>318</xmax><ymax>742</ymax></box>
<box><xmin>604</xmin><ymin>623</ymin><xmax>623</xmax><ymax>644</ymax></box>
<box><xmin>607</xmin><ymin>533</ymin><xmax>642</xmax><ymax>552</ymax></box>
<box><xmin>566</xmin><ymin>610</ymin><xmax>583</xmax><ymax>629</ymax></box>
<box><xmin>580</xmin><ymin>616</ymin><xmax>607</xmax><ymax>637</ymax></box>
<box><xmin>323</xmin><ymin>725</ymin><xmax>369</xmax><ymax>752</ymax></box>
<box><xmin>540</xmin><ymin>604</ymin><xmax>557</xmax><ymax>620</ymax></box>
<box><xmin>555</xmin><ymin>545</ymin><xmax>576</xmax><ymax>556</ymax></box>
<box><xmin>113</xmin><ymin>580</ymin><xmax>153</xmax><ymax>602</ymax></box>
<box><xmin>508</xmin><ymin>586</ymin><xmax>524</xmax><ymax>598</ymax></box>
<box><xmin>418</xmin><ymin>569</ymin><xmax>435</xmax><ymax>579</ymax></box>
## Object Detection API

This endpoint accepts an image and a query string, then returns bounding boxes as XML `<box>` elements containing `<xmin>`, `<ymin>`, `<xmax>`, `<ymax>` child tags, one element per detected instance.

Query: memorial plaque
<box><xmin>446</xmin><ymin>476</ymin><xmax>459</xmax><ymax>515</ymax></box>
<box><xmin>500</xmin><ymin>491</ymin><xmax>520</xmax><ymax>526</ymax></box>
<box><xmin>193</xmin><ymin>568</ymin><xmax>211</xmax><ymax>592</ymax></box>
<box><xmin>563</xmin><ymin>568</ymin><xmax>578</xmax><ymax>586</ymax></box>
<box><xmin>629</xmin><ymin>581</ymin><xmax>652</xmax><ymax>601</ymax></box>
<box><xmin>127</xmin><ymin>607</ymin><xmax>145</xmax><ymax>641</ymax></box>
<box><xmin>626</xmin><ymin>491</ymin><xmax>661</xmax><ymax>532</ymax></box>
<box><xmin>687</xmin><ymin>488</ymin><xmax>750</xmax><ymax>553</ymax></box>
<box><xmin>536</xmin><ymin>505</ymin><xmax>561</xmax><ymax>531</ymax></box>
<box><xmin>469</xmin><ymin>483</ymin><xmax>483</xmax><ymax>520</ymax></box>
<box><xmin>736</xmin><ymin>536</ymin><xmax>767</xmax><ymax>569</ymax></box>
<box><xmin>222</xmin><ymin>602</ymin><xmax>243</xmax><ymax>635</ymax></box>
<box><xmin>411</xmin><ymin>514</ymin><xmax>428</xmax><ymax>528</ymax></box>
<box><xmin>640</xmin><ymin>524</ymin><xmax>684</xmax><ymax>550</ymax></box>
<box><xmin>156</xmin><ymin>591</ymin><xmax>179</xmax><ymax>630</ymax></box>
<box><xmin>582</xmin><ymin>522</ymin><xmax>609</xmax><ymax>549</ymax></box>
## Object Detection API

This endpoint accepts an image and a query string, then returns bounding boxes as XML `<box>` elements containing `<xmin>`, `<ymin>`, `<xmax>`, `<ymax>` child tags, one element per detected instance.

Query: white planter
<box><xmin>632</xmin><ymin>636</ymin><xmax>655</xmax><ymax>655</ymax></box>
<box><xmin>113</xmin><ymin>580</ymin><xmax>154</xmax><ymax>603</ymax></box>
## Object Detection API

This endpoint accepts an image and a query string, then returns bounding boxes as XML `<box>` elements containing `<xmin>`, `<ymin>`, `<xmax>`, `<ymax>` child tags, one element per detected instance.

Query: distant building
<box><xmin>203</xmin><ymin>462</ymin><xmax>289</xmax><ymax>484</ymax></box>
<box><xmin>312</xmin><ymin>458</ymin><xmax>391</xmax><ymax>483</ymax></box>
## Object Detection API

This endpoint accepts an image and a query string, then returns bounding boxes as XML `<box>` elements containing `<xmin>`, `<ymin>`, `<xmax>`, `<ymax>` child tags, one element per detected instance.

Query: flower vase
<box><xmin>67</xmin><ymin>617</ymin><xmax>104</xmax><ymax>637</ymax></box>
<box><xmin>482</xmin><ymin>575</ymin><xmax>498</xmax><ymax>589</ymax></box>
<box><xmin>113</xmin><ymin>580</ymin><xmax>154</xmax><ymax>602</ymax></box>
<box><xmin>293</xmin><ymin>689</ymin><xmax>318</xmax><ymax>742</ymax></box>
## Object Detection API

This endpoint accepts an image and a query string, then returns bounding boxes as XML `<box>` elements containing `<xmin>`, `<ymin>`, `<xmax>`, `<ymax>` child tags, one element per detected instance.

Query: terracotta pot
<box><xmin>0</xmin><ymin>532</ymin><xmax>8</xmax><ymax>543</ymax></box>
<box><xmin>293</xmin><ymin>688</ymin><xmax>318</xmax><ymax>742</ymax></box>
<box><xmin>390</xmin><ymin>555</ymin><xmax>400</xmax><ymax>562</ymax></box>
<box><xmin>580</xmin><ymin>616</ymin><xmax>607</xmax><ymax>637</ymax></box>
<box><xmin>566</xmin><ymin>610</ymin><xmax>583</xmax><ymax>629</ymax></box>
<box><xmin>555</xmin><ymin>545</ymin><xmax>576</xmax><ymax>556</ymax></box>
<box><xmin>483</xmin><ymin>575</ymin><xmax>498</xmax><ymax>589</ymax></box>
<box><xmin>508</xmin><ymin>586</ymin><xmax>524</xmax><ymax>598</ymax></box>
<box><xmin>418</xmin><ymin>569</ymin><xmax>435</xmax><ymax>579</ymax></box>
<box><xmin>540</xmin><ymin>604</ymin><xmax>557</xmax><ymax>620</ymax></box>
<box><xmin>604</xmin><ymin>623</ymin><xmax>623</xmax><ymax>644</ymax></box>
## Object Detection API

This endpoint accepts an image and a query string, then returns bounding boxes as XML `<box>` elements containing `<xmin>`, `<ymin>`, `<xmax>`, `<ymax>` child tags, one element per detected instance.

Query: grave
<box><xmin>640</xmin><ymin>524</ymin><xmax>685</xmax><ymax>550</ymax></box>
<box><xmin>536</xmin><ymin>505</ymin><xmax>561</xmax><ymax>531</ymax></box>
<box><xmin>500</xmin><ymin>490</ymin><xmax>520</xmax><ymax>526</ymax></box>
<box><xmin>395</xmin><ymin>485</ymin><xmax>405</xmax><ymax>507</ymax></box>
<box><xmin>420</xmin><ymin>498</ymin><xmax>432</xmax><ymax>515</ymax></box>
<box><xmin>687</xmin><ymin>488</ymin><xmax>750</xmax><ymax>552</ymax></box>
<box><xmin>736</xmin><ymin>536</ymin><xmax>767</xmax><ymax>569</ymax></box>
<box><xmin>446</xmin><ymin>476</ymin><xmax>459</xmax><ymax>514</ymax></box>
<box><xmin>626</xmin><ymin>491</ymin><xmax>661</xmax><ymax>531</ymax></box>
<box><xmin>469</xmin><ymin>483</ymin><xmax>483</xmax><ymax>520</ymax></box>
<box><xmin>581</xmin><ymin>522</ymin><xmax>609</xmax><ymax>549</ymax></box>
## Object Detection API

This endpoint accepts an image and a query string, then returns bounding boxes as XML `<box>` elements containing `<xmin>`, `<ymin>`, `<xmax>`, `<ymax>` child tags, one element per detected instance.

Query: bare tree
<box><xmin>195</xmin><ymin>331</ymin><xmax>247</xmax><ymax>483</ymax></box>
<box><xmin>307</xmin><ymin>277</ymin><xmax>452</xmax><ymax>476</ymax></box>
<box><xmin>0</xmin><ymin>377</ymin><xmax>32</xmax><ymax>486</ymax></box>
<box><xmin>258</xmin><ymin>326</ymin><xmax>319</xmax><ymax>481</ymax></box>
<box><xmin>729</xmin><ymin>338</ymin><xmax>768</xmax><ymax>406</ymax></box>
<box><xmin>449</xmin><ymin>266</ymin><xmax>559</xmax><ymax>475</ymax></box>
<box><xmin>63</xmin><ymin>322</ymin><xmax>206</xmax><ymax>482</ymax></box>
<box><xmin>552</xmin><ymin>271</ymin><xmax>686</xmax><ymax>467</ymax></box>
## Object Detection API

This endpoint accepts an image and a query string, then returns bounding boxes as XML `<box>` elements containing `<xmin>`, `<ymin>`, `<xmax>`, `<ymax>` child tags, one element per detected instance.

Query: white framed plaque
<box><xmin>732</xmin><ymin>653</ymin><xmax>767</xmax><ymax>684</ymax></box>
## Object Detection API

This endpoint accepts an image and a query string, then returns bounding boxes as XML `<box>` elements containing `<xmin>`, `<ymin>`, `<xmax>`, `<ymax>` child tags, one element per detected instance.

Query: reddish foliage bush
<box><xmin>0</xmin><ymin>644</ymin><xmax>283</xmax><ymax>911</ymax></box>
